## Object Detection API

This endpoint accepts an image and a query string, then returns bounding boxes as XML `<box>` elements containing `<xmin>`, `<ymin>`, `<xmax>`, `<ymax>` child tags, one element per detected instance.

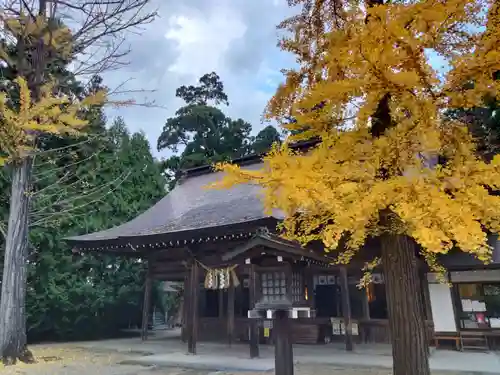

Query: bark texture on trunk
<box><xmin>0</xmin><ymin>159</ymin><xmax>35</xmax><ymax>365</ymax></box>
<box><xmin>381</xmin><ymin>234</ymin><xmax>430</xmax><ymax>375</ymax></box>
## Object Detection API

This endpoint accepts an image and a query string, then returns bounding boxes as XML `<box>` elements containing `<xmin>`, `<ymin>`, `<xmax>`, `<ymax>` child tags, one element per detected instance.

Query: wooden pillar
<box><xmin>361</xmin><ymin>284</ymin><xmax>371</xmax><ymax>343</ymax></box>
<box><xmin>339</xmin><ymin>267</ymin><xmax>353</xmax><ymax>351</ymax></box>
<box><xmin>141</xmin><ymin>261</ymin><xmax>153</xmax><ymax>341</ymax></box>
<box><xmin>249</xmin><ymin>264</ymin><xmax>260</xmax><ymax>358</ymax></box>
<box><xmin>362</xmin><ymin>288</ymin><xmax>370</xmax><ymax>319</ymax></box>
<box><xmin>285</xmin><ymin>263</ymin><xmax>293</xmax><ymax>301</ymax></box>
<box><xmin>188</xmin><ymin>261</ymin><xmax>199</xmax><ymax>354</ymax></box>
<box><xmin>181</xmin><ymin>272</ymin><xmax>190</xmax><ymax>343</ymax></box>
<box><xmin>420</xmin><ymin>269</ymin><xmax>432</xmax><ymax>353</ymax></box>
<box><xmin>274</xmin><ymin>310</ymin><xmax>294</xmax><ymax>375</ymax></box>
<box><xmin>228</xmin><ymin>282</ymin><xmax>235</xmax><ymax>346</ymax></box>
<box><xmin>305</xmin><ymin>268</ymin><xmax>315</xmax><ymax>309</ymax></box>
<box><xmin>219</xmin><ymin>289</ymin><xmax>224</xmax><ymax>318</ymax></box>
<box><xmin>421</xmin><ymin>271</ymin><xmax>432</xmax><ymax>321</ymax></box>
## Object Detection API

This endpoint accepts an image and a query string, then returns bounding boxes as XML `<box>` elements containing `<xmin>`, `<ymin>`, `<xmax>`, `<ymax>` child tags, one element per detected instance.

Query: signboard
<box><xmin>330</xmin><ymin>318</ymin><xmax>359</xmax><ymax>335</ymax></box>
<box><xmin>331</xmin><ymin>318</ymin><xmax>343</xmax><ymax>335</ymax></box>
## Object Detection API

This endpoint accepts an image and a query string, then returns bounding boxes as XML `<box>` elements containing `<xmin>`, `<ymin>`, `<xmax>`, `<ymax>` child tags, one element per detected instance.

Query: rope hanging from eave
<box><xmin>195</xmin><ymin>259</ymin><xmax>240</xmax><ymax>290</ymax></box>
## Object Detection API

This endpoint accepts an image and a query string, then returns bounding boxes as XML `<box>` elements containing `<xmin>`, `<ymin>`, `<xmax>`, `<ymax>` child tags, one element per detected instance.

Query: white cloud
<box><xmin>101</xmin><ymin>0</ymin><xmax>294</xmax><ymax>160</ymax></box>
<box><xmin>165</xmin><ymin>9</ymin><xmax>246</xmax><ymax>77</ymax></box>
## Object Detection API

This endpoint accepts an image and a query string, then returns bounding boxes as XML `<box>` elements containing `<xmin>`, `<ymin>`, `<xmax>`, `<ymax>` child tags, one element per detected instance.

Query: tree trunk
<box><xmin>0</xmin><ymin>158</ymin><xmax>35</xmax><ymax>365</ymax></box>
<box><xmin>381</xmin><ymin>234</ymin><xmax>430</xmax><ymax>375</ymax></box>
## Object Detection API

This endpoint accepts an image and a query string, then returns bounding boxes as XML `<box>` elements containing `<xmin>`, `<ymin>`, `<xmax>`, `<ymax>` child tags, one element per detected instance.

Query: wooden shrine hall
<box><xmin>66</xmin><ymin>145</ymin><xmax>435</xmax><ymax>356</ymax></box>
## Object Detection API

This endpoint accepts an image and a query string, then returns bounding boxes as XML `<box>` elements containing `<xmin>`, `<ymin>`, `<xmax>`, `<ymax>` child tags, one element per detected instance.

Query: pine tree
<box><xmin>215</xmin><ymin>1</ymin><xmax>500</xmax><ymax>375</ymax></box>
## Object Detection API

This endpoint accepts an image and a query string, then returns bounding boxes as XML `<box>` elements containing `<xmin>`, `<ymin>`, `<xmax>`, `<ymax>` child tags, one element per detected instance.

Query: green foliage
<box><xmin>23</xmin><ymin>110</ymin><xmax>167</xmax><ymax>341</ymax></box>
<box><xmin>158</xmin><ymin>72</ymin><xmax>281</xmax><ymax>187</ymax></box>
<box><xmin>251</xmin><ymin>125</ymin><xmax>282</xmax><ymax>154</ymax></box>
<box><xmin>447</xmin><ymin>91</ymin><xmax>500</xmax><ymax>160</ymax></box>
<box><xmin>176</xmin><ymin>72</ymin><xmax>229</xmax><ymax>106</ymax></box>
<box><xmin>0</xmin><ymin>70</ymin><xmax>168</xmax><ymax>341</ymax></box>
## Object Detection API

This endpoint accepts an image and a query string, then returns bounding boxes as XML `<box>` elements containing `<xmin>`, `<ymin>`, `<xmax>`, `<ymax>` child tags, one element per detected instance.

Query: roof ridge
<box><xmin>180</xmin><ymin>138</ymin><xmax>320</xmax><ymax>179</ymax></box>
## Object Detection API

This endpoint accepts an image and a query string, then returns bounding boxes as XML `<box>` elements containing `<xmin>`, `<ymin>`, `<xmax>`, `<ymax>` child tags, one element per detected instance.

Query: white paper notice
<box><xmin>490</xmin><ymin>318</ymin><xmax>500</xmax><ymax>328</ymax></box>
<box><xmin>331</xmin><ymin>318</ymin><xmax>342</xmax><ymax>335</ymax></box>
<box><xmin>351</xmin><ymin>322</ymin><xmax>359</xmax><ymax>336</ymax></box>
<box><xmin>471</xmin><ymin>300</ymin><xmax>487</xmax><ymax>312</ymax></box>
<box><xmin>462</xmin><ymin>299</ymin><xmax>473</xmax><ymax>312</ymax></box>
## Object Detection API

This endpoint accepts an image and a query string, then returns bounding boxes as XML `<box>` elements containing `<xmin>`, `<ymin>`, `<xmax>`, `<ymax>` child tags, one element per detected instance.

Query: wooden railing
<box><xmin>197</xmin><ymin>317</ymin><xmax>434</xmax><ymax>345</ymax></box>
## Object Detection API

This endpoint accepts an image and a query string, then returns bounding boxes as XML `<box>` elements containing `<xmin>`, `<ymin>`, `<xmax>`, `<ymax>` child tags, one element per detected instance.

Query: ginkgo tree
<box><xmin>0</xmin><ymin>77</ymin><xmax>105</xmax><ymax>165</ymax></box>
<box><xmin>0</xmin><ymin>0</ymin><xmax>155</xmax><ymax>365</ymax></box>
<box><xmin>0</xmin><ymin>77</ymin><xmax>106</xmax><ymax>364</ymax></box>
<box><xmin>0</xmin><ymin>14</ymin><xmax>103</xmax><ymax>365</ymax></box>
<box><xmin>215</xmin><ymin>1</ymin><xmax>500</xmax><ymax>375</ymax></box>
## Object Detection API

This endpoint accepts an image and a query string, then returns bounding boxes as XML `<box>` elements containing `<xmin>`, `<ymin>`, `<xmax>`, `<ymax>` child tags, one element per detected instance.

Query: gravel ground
<box><xmin>0</xmin><ymin>345</ymin><xmax>469</xmax><ymax>375</ymax></box>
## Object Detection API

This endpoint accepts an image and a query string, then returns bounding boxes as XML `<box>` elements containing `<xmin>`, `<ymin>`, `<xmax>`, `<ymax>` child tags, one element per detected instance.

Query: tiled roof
<box><xmin>65</xmin><ymin>162</ymin><xmax>283</xmax><ymax>246</ymax></box>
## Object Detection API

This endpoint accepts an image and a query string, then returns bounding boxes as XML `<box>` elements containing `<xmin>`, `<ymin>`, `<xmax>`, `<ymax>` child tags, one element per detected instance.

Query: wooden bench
<box><xmin>434</xmin><ymin>333</ymin><xmax>460</xmax><ymax>350</ymax></box>
<box><xmin>459</xmin><ymin>331</ymin><xmax>489</xmax><ymax>351</ymax></box>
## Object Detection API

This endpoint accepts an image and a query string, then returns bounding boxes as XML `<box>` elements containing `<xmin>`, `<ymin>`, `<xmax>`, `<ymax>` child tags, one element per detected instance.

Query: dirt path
<box><xmin>0</xmin><ymin>344</ymin><xmax>470</xmax><ymax>375</ymax></box>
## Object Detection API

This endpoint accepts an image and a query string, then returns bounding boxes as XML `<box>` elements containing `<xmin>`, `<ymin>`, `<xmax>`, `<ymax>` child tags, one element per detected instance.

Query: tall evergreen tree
<box><xmin>159</xmin><ymin>72</ymin><xmax>282</xmax><ymax>187</ymax></box>
<box><xmin>251</xmin><ymin>125</ymin><xmax>282</xmax><ymax>154</ymax></box>
<box><xmin>0</xmin><ymin>1</ymin><xmax>156</xmax><ymax>363</ymax></box>
<box><xmin>26</xmin><ymin>114</ymin><xmax>166</xmax><ymax>341</ymax></box>
<box><xmin>158</xmin><ymin>73</ymin><xmax>253</xmax><ymax>174</ymax></box>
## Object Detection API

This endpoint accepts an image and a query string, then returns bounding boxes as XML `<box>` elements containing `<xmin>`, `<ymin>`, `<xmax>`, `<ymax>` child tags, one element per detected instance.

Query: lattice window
<box><xmin>261</xmin><ymin>271</ymin><xmax>286</xmax><ymax>301</ymax></box>
<box><xmin>292</xmin><ymin>272</ymin><xmax>304</xmax><ymax>302</ymax></box>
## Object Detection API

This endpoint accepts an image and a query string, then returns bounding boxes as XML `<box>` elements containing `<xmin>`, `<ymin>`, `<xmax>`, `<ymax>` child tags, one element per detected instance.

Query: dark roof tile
<box><xmin>65</xmin><ymin>162</ymin><xmax>283</xmax><ymax>244</ymax></box>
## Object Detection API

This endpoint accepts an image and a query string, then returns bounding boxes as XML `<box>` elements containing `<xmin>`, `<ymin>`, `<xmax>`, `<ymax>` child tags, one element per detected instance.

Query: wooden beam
<box><xmin>227</xmin><ymin>282</ymin><xmax>235</xmax><ymax>346</ymax></box>
<box><xmin>141</xmin><ymin>261</ymin><xmax>153</xmax><ymax>341</ymax></box>
<box><xmin>152</xmin><ymin>271</ymin><xmax>187</xmax><ymax>281</ymax></box>
<box><xmin>248</xmin><ymin>263</ymin><xmax>260</xmax><ymax>358</ymax></box>
<box><xmin>150</xmin><ymin>264</ymin><xmax>186</xmax><ymax>272</ymax></box>
<box><xmin>152</xmin><ymin>247</ymin><xmax>189</xmax><ymax>260</ymax></box>
<box><xmin>222</xmin><ymin>233</ymin><xmax>329</xmax><ymax>263</ymax></box>
<box><xmin>339</xmin><ymin>267</ymin><xmax>354</xmax><ymax>351</ymax></box>
<box><xmin>151</xmin><ymin>253</ymin><xmax>227</xmax><ymax>271</ymax></box>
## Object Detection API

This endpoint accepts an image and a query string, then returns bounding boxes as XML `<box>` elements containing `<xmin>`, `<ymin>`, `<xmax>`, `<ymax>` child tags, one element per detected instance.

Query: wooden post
<box><xmin>274</xmin><ymin>310</ymin><xmax>294</xmax><ymax>375</ymax></box>
<box><xmin>361</xmin><ymin>285</ymin><xmax>371</xmax><ymax>343</ymax></box>
<box><xmin>362</xmin><ymin>288</ymin><xmax>370</xmax><ymax>319</ymax></box>
<box><xmin>305</xmin><ymin>268</ymin><xmax>315</xmax><ymax>309</ymax></box>
<box><xmin>182</xmin><ymin>272</ymin><xmax>190</xmax><ymax>343</ymax></box>
<box><xmin>188</xmin><ymin>261</ymin><xmax>199</xmax><ymax>354</ymax></box>
<box><xmin>141</xmin><ymin>262</ymin><xmax>153</xmax><ymax>341</ymax></box>
<box><xmin>219</xmin><ymin>289</ymin><xmax>224</xmax><ymax>318</ymax></box>
<box><xmin>420</xmin><ymin>271</ymin><xmax>432</xmax><ymax>321</ymax></box>
<box><xmin>249</xmin><ymin>264</ymin><xmax>260</xmax><ymax>358</ymax></box>
<box><xmin>420</xmin><ymin>269</ymin><xmax>432</xmax><ymax>353</ymax></box>
<box><xmin>228</xmin><ymin>282</ymin><xmax>235</xmax><ymax>346</ymax></box>
<box><xmin>285</xmin><ymin>264</ymin><xmax>293</xmax><ymax>301</ymax></box>
<box><xmin>339</xmin><ymin>267</ymin><xmax>353</xmax><ymax>351</ymax></box>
